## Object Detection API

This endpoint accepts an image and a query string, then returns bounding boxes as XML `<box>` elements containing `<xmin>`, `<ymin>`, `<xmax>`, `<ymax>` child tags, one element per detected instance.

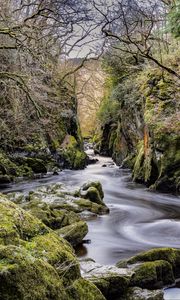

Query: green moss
<box><xmin>0</xmin><ymin>245</ymin><xmax>66</xmax><ymax>300</ymax></box>
<box><xmin>117</xmin><ymin>247</ymin><xmax>180</xmax><ymax>278</ymax></box>
<box><xmin>60</xmin><ymin>135</ymin><xmax>87</xmax><ymax>170</ymax></box>
<box><xmin>67</xmin><ymin>278</ymin><xmax>106</xmax><ymax>300</ymax></box>
<box><xmin>0</xmin><ymin>196</ymin><xmax>49</xmax><ymax>245</ymax></box>
<box><xmin>23</xmin><ymin>199</ymin><xmax>81</xmax><ymax>230</ymax></box>
<box><xmin>73</xmin><ymin>150</ymin><xmax>87</xmax><ymax>169</ymax></box>
<box><xmin>132</xmin><ymin>141</ymin><xmax>144</xmax><ymax>182</ymax></box>
<box><xmin>131</xmin><ymin>248</ymin><xmax>178</xmax><ymax>264</ymax></box>
<box><xmin>130</xmin><ymin>260</ymin><xmax>174</xmax><ymax>289</ymax></box>
<box><xmin>81</xmin><ymin>181</ymin><xmax>104</xmax><ymax>199</ymax></box>
<box><xmin>74</xmin><ymin>198</ymin><xmax>109</xmax><ymax>214</ymax></box>
<box><xmin>83</xmin><ymin>187</ymin><xmax>103</xmax><ymax>205</ymax></box>
<box><xmin>25</xmin><ymin>232</ymin><xmax>80</xmax><ymax>285</ymax></box>
<box><xmin>24</xmin><ymin>158</ymin><xmax>47</xmax><ymax>174</ymax></box>
<box><xmin>88</xmin><ymin>272</ymin><xmax>129</xmax><ymax>299</ymax></box>
<box><xmin>56</xmin><ymin>221</ymin><xmax>88</xmax><ymax>246</ymax></box>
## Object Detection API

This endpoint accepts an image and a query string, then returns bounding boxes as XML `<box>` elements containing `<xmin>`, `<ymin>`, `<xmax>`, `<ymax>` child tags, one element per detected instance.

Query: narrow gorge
<box><xmin>0</xmin><ymin>1</ymin><xmax>180</xmax><ymax>300</ymax></box>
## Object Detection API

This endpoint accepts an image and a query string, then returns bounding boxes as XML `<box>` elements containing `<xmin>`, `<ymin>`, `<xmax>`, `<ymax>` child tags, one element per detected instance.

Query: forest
<box><xmin>0</xmin><ymin>1</ymin><xmax>179</xmax><ymax>299</ymax></box>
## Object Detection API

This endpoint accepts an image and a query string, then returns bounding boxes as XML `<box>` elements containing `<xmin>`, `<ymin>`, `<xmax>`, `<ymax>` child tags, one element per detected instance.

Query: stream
<box><xmin>1</xmin><ymin>150</ymin><xmax>180</xmax><ymax>299</ymax></box>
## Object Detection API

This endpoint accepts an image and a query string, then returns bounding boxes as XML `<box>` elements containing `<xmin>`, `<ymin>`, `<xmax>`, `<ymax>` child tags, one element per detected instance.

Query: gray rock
<box><xmin>122</xmin><ymin>287</ymin><xmax>164</xmax><ymax>300</ymax></box>
<box><xmin>80</xmin><ymin>259</ymin><xmax>133</xmax><ymax>299</ymax></box>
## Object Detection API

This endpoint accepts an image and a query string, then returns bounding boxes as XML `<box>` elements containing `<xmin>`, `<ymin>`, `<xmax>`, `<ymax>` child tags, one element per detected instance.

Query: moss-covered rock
<box><xmin>0</xmin><ymin>195</ymin><xmax>49</xmax><ymax>245</ymax></box>
<box><xmin>0</xmin><ymin>194</ymin><xmax>102</xmax><ymax>299</ymax></box>
<box><xmin>81</xmin><ymin>181</ymin><xmax>104</xmax><ymax>199</ymax></box>
<box><xmin>25</xmin><ymin>232</ymin><xmax>80</xmax><ymax>285</ymax></box>
<box><xmin>117</xmin><ymin>247</ymin><xmax>180</xmax><ymax>278</ymax></box>
<box><xmin>56</xmin><ymin>221</ymin><xmax>88</xmax><ymax>246</ymax></box>
<box><xmin>0</xmin><ymin>245</ymin><xmax>66</xmax><ymax>300</ymax></box>
<box><xmin>22</xmin><ymin>199</ymin><xmax>81</xmax><ymax>230</ymax></box>
<box><xmin>59</xmin><ymin>135</ymin><xmax>87</xmax><ymax>170</ymax></box>
<box><xmin>81</xmin><ymin>260</ymin><xmax>131</xmax><ymax>299</ymax></box>
<box><xmin>22</xmin><ymin>182</ymin><xmax>109</xmax><ymax>216</ymax></box>
<box><xmin>25</xmin><ymin>157</ymin><xmax>47</xmax><ymax>174</ymax></box>
<box><xmin>79</xmin><ymin>181</ymin><xmax>106</xmax><ymax>206</ymax></box>
<box><xmin>74</xmin><ymin>198</ymin><xmax>109</xmax><ymax>214</ymax></box>
<box><xmin>130</xmin><ymin>260</ymin><xmax>174</xmax><ymax>289</ymax></box>
<box><xmin>82</xmin><ymin>187</ymin><xmax>104</xmax><ymax>205</ymax></box>
<box><xmin>67</xmin><ymin>278</ymin><xmax>106</xmax><ymax>300</ymax></box>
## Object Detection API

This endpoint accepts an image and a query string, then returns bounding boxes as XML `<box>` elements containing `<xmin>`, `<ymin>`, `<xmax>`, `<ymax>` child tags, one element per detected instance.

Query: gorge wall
<box><xmin>96</xmin><ymin>54</ymin><xmax>180</xmax><ymax>194</ymax></box>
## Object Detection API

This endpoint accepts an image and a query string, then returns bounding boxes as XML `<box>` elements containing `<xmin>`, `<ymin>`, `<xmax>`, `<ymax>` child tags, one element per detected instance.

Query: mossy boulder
<box><xmin>0</xmin><ymin>194</ymin><xmax>97</xmax><ymax>299</ymax></box>
<box><xmin>0</xmin><ymin>195</ymin><xmax>49</xmax><ymax>245</ymax></box>
<box><xmin>0</xmin><ymin>245</ymin><xmax>66</xmax><ymax>300</ymax></box>
<box><xmin>56</xmin><ymin>221</ymin><xmax>88</xmax><ymax>246</ymax></box>
<box><xmin>81</xmin><ymin>259</ymin><xmax>131</xmax><ymax>299</ymax></box>
<box><xmin>130</xmin><ymin>260</ymin><xmax>174</xmax><ymax>289</ymax></box>
<box><xmin>74</xmin><ymin>198</ymin><xmax>109</xmax><ymax>214</ymax></box>
<box><xmin>83</xmin><ymin>186</ymin><xmax>103</xmax><ymax>205</ymax></box>
<box><xmin>22</xmin><ymin>199</ymin><xmax>81</xmax><ymax>230</ymax></box>
<box><xmin>117</xmin><ymin>248</ymin><xmax>180</xmax><ymax>279</ymax></box>
<box><xmin>79</xmin><ymin>181</ymin><xmax>105</xmax><ymax>206</ymax></box>
<box><xmin>0</xmin><ymin>174</ymin><xmax>11</xmax><ymax>184</ymax></box>
<box><xmin>0</xmin><ymin>151</ymin><xmax>21</xmax><ymax>184</ymax></box>
<box><xmin>25</xmin><ymin>232</ymin><xmax>80</xmax><ymax>285</ymax></box>
<box><xmin>81</xmin><ymin>181</ymin><xmax>104</xmax><ymax>199</ymax></box>
<box><xmin>25</xmin><ymin>157</ymin><xmax>47</xmax><ymax>174</ymax></box>
<box><xmin>67</xmin><ymin>278</ymin><xmax>106</xmax><ymax>300</ymax></box>
<box><xmin>60</xmin><ymin>135</ymin><xmax>87</xmax><ymax>170</ymax></box>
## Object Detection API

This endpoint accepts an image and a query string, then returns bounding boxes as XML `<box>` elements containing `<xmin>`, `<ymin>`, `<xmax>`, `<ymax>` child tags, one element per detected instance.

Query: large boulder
<box><xmin>80</xmin><ymin>259</ymin><xmax>132</xmax><ymax>299</ymax></box>
<box><xmin>25</xmin><ymin>157</ymin><xmax>47</xmax><ymax>174</ymax></box>
<box><xmin>66</xmin><ymin>278</ymin><xmax>106</xmax><ymax>300</ymax></box>
<box><xmin>116</xmin><ymin>247</ymin><xmax>180</xmax><ymax>291</ymax></box>
<box><xmin>117</xmin><ymin>247</ymin><xmax>180</xmax><ymax>278</ymax></box>
<box><xmin>130</xmin><ymin>260</ymin><xmax>174</xmax><ymax>289</ymax></box>
<box><xmin>80</xmin><ymin>181</ymin><xmax>104</xmax><ymax>199</ymax></box>
<box><xmin>79</xmin><ymin>181</ymin><xmax>107</xmax><ymax>208</ymax></box>
<box><xmin>0</xmin><ymin>245</ymin><xmax>66</xmax><ymax>300</ymax></box>
<box><xmin>56</xmin><ymin>221</ymin><xmax>88</xmax><ymax>246</ymax></box>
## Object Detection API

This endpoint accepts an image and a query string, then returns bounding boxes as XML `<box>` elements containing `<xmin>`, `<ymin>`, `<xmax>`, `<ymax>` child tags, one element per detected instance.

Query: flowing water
<box><xmin>1</xmin><ymin>150</ymin><xmax>180</xmax><ymax>298</ymax></box>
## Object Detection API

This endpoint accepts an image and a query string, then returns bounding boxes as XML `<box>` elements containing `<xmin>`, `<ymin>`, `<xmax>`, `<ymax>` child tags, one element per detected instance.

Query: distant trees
<box><xmin>93</xmin><ymin>0</ymin><xmax>180</xmax><ymax>79</ymax></box>
<box><xmin>0</xmin><ymin>0</ymin><xmax>95</xmax><ymax>149</ymax></box>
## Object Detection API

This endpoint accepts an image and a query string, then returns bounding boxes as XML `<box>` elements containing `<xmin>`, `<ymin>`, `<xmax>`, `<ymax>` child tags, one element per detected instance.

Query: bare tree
<box><xmin>93</xmin><ymin>0</ymin><xmax>180</xmax><ymax>79</ymax></box>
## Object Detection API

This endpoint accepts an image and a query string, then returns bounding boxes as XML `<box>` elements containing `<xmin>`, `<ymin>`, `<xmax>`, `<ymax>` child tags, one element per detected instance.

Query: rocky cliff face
<box><xmin>97</xmin><ymin>67</ymin><xmax>180</xmax><ymax>194</ymax></box>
